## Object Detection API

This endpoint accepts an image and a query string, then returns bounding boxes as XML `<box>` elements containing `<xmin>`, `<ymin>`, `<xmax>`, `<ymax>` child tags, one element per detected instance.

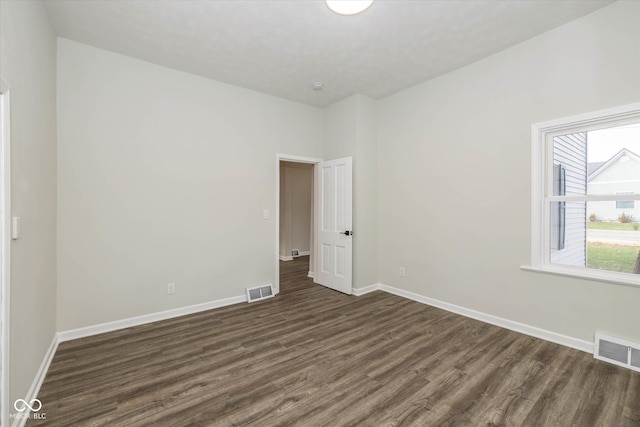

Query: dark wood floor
<box><xmin>29</xmin><ymin>256</ymin><xmax>639</xmax><ymax>426</ymax></box>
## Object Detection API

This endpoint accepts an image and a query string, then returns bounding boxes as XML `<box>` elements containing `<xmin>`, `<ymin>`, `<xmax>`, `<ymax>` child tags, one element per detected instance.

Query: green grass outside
<box><xmin>587</xmin><ymin>242</ymin><xmax>640</xmax><ymax>273</ymax></box>
<box><xmin>587</xmin><ymin>221</ymin><xmax>640</xmax><ymax>231</ymax></box>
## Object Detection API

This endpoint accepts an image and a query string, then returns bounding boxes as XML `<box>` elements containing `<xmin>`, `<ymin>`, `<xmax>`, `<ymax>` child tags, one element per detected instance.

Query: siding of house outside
<box><xmin>551</xmin><ymin>132</ymin><xmax>587</xmax><ymax>267</ymax></box>
<box><xmin>588</xmin><ymin>151</ymin><xmax>640</xmax><ymax>222</ymax></box>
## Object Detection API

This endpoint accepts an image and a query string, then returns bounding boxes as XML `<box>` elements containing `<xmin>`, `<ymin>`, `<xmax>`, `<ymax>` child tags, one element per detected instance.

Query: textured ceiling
<box><xmin>44</xmin><ymin>0</ymin><xmax>613</xmax><ymax>107</ymax></box>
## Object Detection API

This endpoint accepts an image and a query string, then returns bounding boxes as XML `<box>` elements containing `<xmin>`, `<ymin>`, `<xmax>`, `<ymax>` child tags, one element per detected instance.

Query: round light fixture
<box><xmin>326</xmin><ymin>0</ymin><xmax>374</xmax><ymax>16</ymax></box>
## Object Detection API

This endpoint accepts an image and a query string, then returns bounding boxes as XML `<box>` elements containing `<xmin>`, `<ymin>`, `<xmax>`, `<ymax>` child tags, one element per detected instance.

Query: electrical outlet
<box><xmin>168</xmin><ymin>283</ymin><xmax>176</xmax><ymax>294</ymax></box>
<box><xmin>399</xmin><ymin>267</ymin><xmax>406</xmax><ymax>277</ymax></box>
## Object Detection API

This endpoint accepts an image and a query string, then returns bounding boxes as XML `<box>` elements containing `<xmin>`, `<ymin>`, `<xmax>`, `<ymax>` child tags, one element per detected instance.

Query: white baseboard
<box><xmin>11</xmin><ymin>334</ymin><xmax>59</xmax><ymax>427</ymax></box>
<box><xmin>14</xmin><ymin>294</ymin><xmax>246</xmax><ymax>425</ymax></box>
<box><xmin>280</xmin><ymin>251</ymin><xmax>310</xmax><ymax>262</ymax></box>
<box><xmin>20</xmin><ymin>282</ymin><xmax>593</xmax><ymax>427</ymax></box>
<box><xmin>58</xmin><ymin>294</ymin><xmax>246</xmax><ymax>342</ymax></box>
<box><xmin>353</xmin><ymin>283</ymin><xmax>593</xmax><ymax>353</ymax></box>
<box><xmin>307</xmin><ymin>271</ymin><xmax>314</xmax><ymax>278</ymax></box>
<box><xmin>352</xmin><ymin>283</ymin><xmax>382</xmax><ymax>296</ymax></box>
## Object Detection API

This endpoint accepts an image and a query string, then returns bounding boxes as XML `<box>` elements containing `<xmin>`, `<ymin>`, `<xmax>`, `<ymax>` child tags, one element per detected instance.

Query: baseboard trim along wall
<box><xmin>352</xmin><ymin>283</ymin><xmax>382</xmax><ymax>296</ymax></box>
<box><xmin>279</xmin><ymin>251</ymin><xmax>310</xmax><ymax>262</ymax></box>
<box><xmin>352</xmin><ymin>283</ymin><xmax>593</xmax><ymax>354</ymax></box>
<box><xmin>58</xmin><ymin>294</ymin><xmax>246</xmax><ymax>342</ymax></box>
<box><xmin>17</xmin><ymin>294</ymin><xmax>247</xmax><ymax>426</ymax></box>
<box><xmin>23</xmin><ymin>282</ymin><xmax>592</xmax><ymax>427</ymax></box>
<box><xmin>11</xmin><ymin>334</ymin><xmax>59</xmax><ymax>427</ymax></box>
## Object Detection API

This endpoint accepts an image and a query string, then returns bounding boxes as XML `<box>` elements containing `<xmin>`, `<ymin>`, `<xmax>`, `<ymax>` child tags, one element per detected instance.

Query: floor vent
<box><xmin>291</xmin><ymin>249</ymin><xmax>299</xmax><ymax>257</ymax></box>
<box><xmin>246</xmin><ymin>284</ymin><xmax>274</xmax><ymax>303</ymax></box>
<box><xmin>594</xmin><ymin>332</ymin><xmax>640</xmax><ymax>372</ymax></box>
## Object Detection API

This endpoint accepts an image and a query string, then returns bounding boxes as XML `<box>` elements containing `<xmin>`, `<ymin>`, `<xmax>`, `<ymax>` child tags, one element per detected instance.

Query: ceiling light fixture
<box><xmin>326</xmin><ymin>0</ymin><xmax>374</xmax><ymax>16</ymax></box>
<box><xmin>312</xmin><ymin>82</ymin><xmax>324</xmax><ymax>91</ymax></box>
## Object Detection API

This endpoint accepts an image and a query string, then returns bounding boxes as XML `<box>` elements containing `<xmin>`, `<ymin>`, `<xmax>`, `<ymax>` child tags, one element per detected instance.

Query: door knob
<box><xmin>340</xmin><ymin>230</ymin><xmax>353</xmax><ymax>236</ymax></box>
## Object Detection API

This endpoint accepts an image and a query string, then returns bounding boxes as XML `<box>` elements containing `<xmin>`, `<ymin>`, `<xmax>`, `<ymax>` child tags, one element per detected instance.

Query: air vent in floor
<box><xmin>594</xmin><ymin>332</ymin><xmax>640</xmax><ymax>372</ymax></box>
<box><xmin>246</xmin><ymin>284</ymin><xmax>274</xmax><ymax>303</ymax></box>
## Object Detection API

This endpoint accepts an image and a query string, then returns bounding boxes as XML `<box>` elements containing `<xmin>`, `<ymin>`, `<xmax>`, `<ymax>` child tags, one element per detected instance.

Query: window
<box><xmin>616</xmin><ymin>193</ymin><xmax>635</xmax><ymax>209</ymax></box>
<box><xmin>616</xmin><ymin>200</ymin><xmax>635</xmax><ymax>209</ymax></box>
<box><xmin>529</xmin><ymin>102</ymin><xmax>640</xmax><ymax>287</ymax></box>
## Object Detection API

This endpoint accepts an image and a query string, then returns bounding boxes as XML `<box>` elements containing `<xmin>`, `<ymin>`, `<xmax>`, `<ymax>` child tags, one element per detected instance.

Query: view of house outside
<box><xmin>552</xmin><ymin>123</ymin><xmax>640</xmax><ymax>274</ymax></box>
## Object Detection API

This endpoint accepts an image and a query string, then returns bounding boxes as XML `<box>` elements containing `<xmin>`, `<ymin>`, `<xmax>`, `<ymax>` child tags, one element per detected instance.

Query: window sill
<box><xmin>520</xmin><ymin>265</ymin><xmax>640</xmax><ymax>288</ymax></box>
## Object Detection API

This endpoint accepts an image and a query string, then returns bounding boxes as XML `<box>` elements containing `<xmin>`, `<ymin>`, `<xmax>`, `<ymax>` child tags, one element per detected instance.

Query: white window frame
<box><xmin>526</xmin><ymin>102</ymin><xmax>640</xmax><ymax>288</ymax></box>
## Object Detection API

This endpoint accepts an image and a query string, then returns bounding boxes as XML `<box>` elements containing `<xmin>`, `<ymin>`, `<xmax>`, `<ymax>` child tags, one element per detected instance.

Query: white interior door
<box><xmin>315</xmin><ymin>157</ymin><xmax>352</xmax><ymax>294</ymax></box>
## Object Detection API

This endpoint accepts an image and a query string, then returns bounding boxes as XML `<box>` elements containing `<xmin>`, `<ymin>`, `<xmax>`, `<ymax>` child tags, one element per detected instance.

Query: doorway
<box><xmin>275</xmin><ymin>154</ymin><xmax>321</xmax><ymax>294</ymax></box>
<box><xmin>279</xmin><ymin>161</ymin><xmax>314</xmax><ymax>276</ymax></box>
<box><xmin>275</xmin><ymin>154</ymin><xmax>354</xmax><ymax>295</ymax></box>
<box><xmin>279</xmin><ymin>160</ymin><xmax>314</xmax><ymax>295</ymax></box>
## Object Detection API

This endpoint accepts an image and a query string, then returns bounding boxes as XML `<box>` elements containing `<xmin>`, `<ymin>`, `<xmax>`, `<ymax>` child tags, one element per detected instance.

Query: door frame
<box><xmin>0</xmin><ymin>79</ymin><xmax>11</xmax><ymax>427</ymax></box>
<box><xmin>275</xmin><ymin>154</ymin><xmax>322</xmax><ymax>294</ymax></box>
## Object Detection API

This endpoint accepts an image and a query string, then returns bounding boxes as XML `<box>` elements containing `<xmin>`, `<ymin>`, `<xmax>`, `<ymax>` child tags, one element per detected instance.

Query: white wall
<box><xmin>324</xmin><ymin>94</ymin><xmax>378</xmax><ymax>289</ymax></box>
<box><xmin>279</xmin><ymin>161</ymin><xmax>313</xmax><ymax>259</ymax></box>
<box><xmin>57</xmin><ymin>39</ymin><xmax>323</xmax><ymax>330</ymax></box>
<box><xmin>377</xmin><ymin>1</ymin><xmax>640</xmax><ymax>343</ymax></box>
<box><xmin>0</xmin><ymin>0</ymin><xmax>58</xmax><ymax>415</ymax></box>
<box><xmin>353</xmin><ymin>96</ymin><xmax>378</xmax><ymax>288</ymax></box>
<box><xmin>12</xmin><ymin>3</ymin><xmax>640</xmax><ymax>402</ymax></box>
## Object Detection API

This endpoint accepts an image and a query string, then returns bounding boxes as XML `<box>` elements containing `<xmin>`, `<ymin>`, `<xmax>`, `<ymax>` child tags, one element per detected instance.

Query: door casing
<box><xmin>0</xmin><ymin>79</ymin><xmax>12</xmax><ymax>427</ymax></box>
<box><xmin>275</xmin><ymin>154</ymin><xmax>321</xmax><ymax>293</ymax></box>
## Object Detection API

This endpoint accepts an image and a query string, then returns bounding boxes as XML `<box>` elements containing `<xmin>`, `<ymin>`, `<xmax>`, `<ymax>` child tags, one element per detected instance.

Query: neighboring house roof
<box><xmin>587</xmin><ymin>148</ymin><xmax>640</xmax><ymax>181</ymax></box>
<box><xmin>587</xmin><ymin>161</ymin><xmax>606</xmax><ymax>176</ymax></box>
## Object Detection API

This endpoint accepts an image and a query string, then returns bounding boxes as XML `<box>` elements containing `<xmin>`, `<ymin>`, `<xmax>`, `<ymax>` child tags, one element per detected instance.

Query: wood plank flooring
<box><xmin>28</xmin><ymin>256</ymin><xmax>640</xmax><ymax>426</ymax></box>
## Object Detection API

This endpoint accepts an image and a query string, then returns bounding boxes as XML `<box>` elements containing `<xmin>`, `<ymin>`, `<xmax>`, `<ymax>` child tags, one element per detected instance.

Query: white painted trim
<box><xmin>10</xmin><ymin>334</ymin><xmax>58</xmax><ymax>427</ymax></box>
<box><xmin>307</xmin><ymin>271</ymin><xmax>314</xmax><ymax>279</ymax></box>
<box><xmin>352</xmin><ymin>283</ymin><xmax>381</xmax><ymax>296</ymax></box>
<box><xmin>275</xmin><ymin>154</ymin><xmax>322</xmax><ymax>294</ymax></box>
<box><xmin>12</xmin><ymin>293</ymin><xmax>248</xmax><ymax>426</ymax></box>
<box><xmin>521</xmin><ymin>265</ymin><xmax>640</xmax><ymax>288</ymax></box>
<box><xmin>547</xmin><ymin>194</ymin><xmax>640</xmax><ymax>202</ymax></box>
<box><xmin>279</xmin><ymin>251</ymin><xmax>311</xmax><ymax>262</ymax></box>
<box><xmin>380</xmin><ymin>284</ymin><xmax>592</xmax><ymax>353</ymax></box>
<box><xmin>0</xmin><ymin>80</ymin><xmax>11</xmax><ymax>427</ymax></box>
<box><xmin>275</xmin><ymin>154</ymin><xmax>322</xmax><ymax>165</ymax></box>
<box><xmin>58</xmin><ymin>294</ymin><xmax>245</xmax><ymax>342</ymax></box>
<box><xmin>353</xmin><ymin>283</ymin><xmax>592</xmax><ymax>353</ymax></box>
<box><xmin>530</xmin><ymin>102</ymin><xmax>640</xmax><ymax>288</ymax></box>
<box><xmin>18</xmin><ymin>282</ymin><xmax>594</xmax><ymax>427</ymax></box>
